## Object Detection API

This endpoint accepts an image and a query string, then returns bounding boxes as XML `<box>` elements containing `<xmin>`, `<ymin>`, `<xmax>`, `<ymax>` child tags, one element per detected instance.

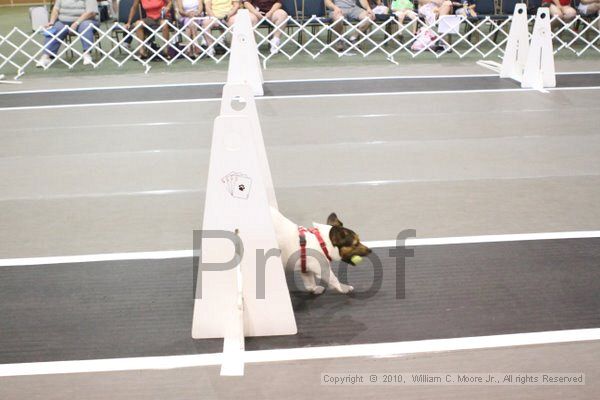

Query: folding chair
<box><xmin>112</xmin><ymin>0</ymin><xmax>140</xmax><ymax>54</ymax></box>
<box><xmin>527</xmin><ymin>0</ymin><xmax>543</xmax><ymax>15</ymax></box>
<box><xmin>572</xmin><ymin>0</ymin><xmax>598</xmax><ymax>42</ymax></box>
<box><xmin>297</xmin><ymin>0</ymin><xmax>332</xmax><ymax>43</ymax></box>
<box><xmin>501</xmin><ymin>0</ymin><xmax>523</xmax><ymax>15</ymax></box>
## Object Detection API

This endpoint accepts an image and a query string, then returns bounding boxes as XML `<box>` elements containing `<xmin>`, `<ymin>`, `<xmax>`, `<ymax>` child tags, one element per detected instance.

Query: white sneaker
<box><xmin>82</xmin><ymin>53</ymin><xmax>93</xmax><ymax>65</ymax></box>
<box><xmin>269</xmin><ymin>37</ymin><xmax>281</xmax><ymax>55</ymax></box>
<box><xmin>36</xmin><ymin>54</ymin><xmax>51</xmax><ymax>68</ymax></box>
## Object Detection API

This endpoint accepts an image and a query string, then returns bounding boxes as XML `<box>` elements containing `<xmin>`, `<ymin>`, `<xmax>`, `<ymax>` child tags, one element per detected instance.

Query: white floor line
<box><xmin>2</xmin><ymin>85</ymin><xmax>600</xmax><ymax>112</ymax></box>
<box><xmin>265</xmin><ymin>73</ymin><xmax>497</xmax><ymax>83</ymax></box>
<box><xmin>1</xmin><ymin>230</ymin><xmax>599</xmax><ymax>267</ymax></box>
<box><xmin>1</xmin><ymin>70</ymin><xmax>597</xmax><ymax>96</ymax></box>
<box><xmin>0</xmin><ymin>327</ymin><xmax>598</xmax><ymax>377</ymax></box>
<box><xmin>0</xmin><ymin>81</ymin><xmax>226</xmax><ymax>96</ymax></box>
<box><xmin>0</xmin><ymin>250</ymin><xmax>194</xmax><ymax>267</ymax></box>
<box><xmin>0</xmin><ymin>97</ymin><xmax>220</xmax><ymax>111</ymax></box>
<box><xmin>367</xmin><ymin>230</ymin><xmax>600</xmax><ymax>248</ymax></box>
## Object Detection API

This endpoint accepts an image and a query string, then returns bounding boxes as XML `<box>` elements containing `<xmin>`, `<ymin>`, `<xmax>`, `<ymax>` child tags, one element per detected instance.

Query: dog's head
<box><xmin>326</xmin><ymin>212</ymin><xmax>372</xmax><ymax>265</ymax></box>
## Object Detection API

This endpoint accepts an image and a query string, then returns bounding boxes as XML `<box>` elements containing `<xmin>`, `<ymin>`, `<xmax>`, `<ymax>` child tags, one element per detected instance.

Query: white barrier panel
<box><xmin>191</xmin><ymin>84</ymin><xmax>297</xmax><ymax>374</ymax></box>
<box><xmin>477</xmin><ymin>4</ymin><xmax>529</xmax><ymax>76</ymax></box>
<box><xmin>477</xmin><ymin>4</ymin><xmax>555</xmax><ymax>91</ymax></box>
<box><xmin>521</xmin><ymin>7</ymin><xmax>556</xmax><ymax>89</ymax></box>
<box><xmin>220</xmin><ymin>84</ymin><xmax>277</xmax><ymax>209</ymax></box>
<box><xmin>227</xmin><ymin>10</ymin><xmax>264</xmax><ymax>96</ymax></box>
<box><xmin>500</xmin><ymin>3</ymin><xmax>529</xmax><ymax>82</ymax></box>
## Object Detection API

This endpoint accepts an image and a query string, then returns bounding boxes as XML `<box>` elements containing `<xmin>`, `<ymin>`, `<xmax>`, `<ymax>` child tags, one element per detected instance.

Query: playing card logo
<box><xmin>221</xmin><ymin>172</ymin><xmax>252</xmax><ymax>200</ymax></box>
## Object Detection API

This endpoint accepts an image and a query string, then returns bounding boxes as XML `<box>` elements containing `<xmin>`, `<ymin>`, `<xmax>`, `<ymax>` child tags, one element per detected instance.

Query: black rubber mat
<box><xmin>1</xmin><ymin>238</ymin><xmax>599</xmax><ymax>364</ymax></box>
<box><xmin>1</xmin><ymin>73</ymin><xmax>599</xmax><ymax>109</ymax></box>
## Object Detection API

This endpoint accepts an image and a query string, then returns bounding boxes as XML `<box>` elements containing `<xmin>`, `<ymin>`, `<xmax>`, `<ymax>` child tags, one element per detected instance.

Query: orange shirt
<box><xmin>141</xmin><ymin>0</ymin><xmax>167</xmax><ymax>19</ymax></box>
<box><xmin>543</xmin><ymin>0</ymin><xmax>571</xmax><ymax>6</ymax></box>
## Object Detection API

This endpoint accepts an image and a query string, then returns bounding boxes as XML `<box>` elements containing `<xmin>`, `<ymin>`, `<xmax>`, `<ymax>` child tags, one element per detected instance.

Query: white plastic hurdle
<box><xmin>191</xmin><ymin>10</ymin><xmax>296</xmax><ymax>377</ymax></box>
<box><xmin>227</xmin><ymin>10</ymin><xmax>264</xmax><ymax>96</ymax></box>
<box><xmin>478</xmin><ymin>4</ymin><xmax>555</xmax><ymax>91</ymax></box>
<box><xmin>521</xmin><ymin>8</ymin><xmax>556</xmax><ymax>89</ymax></box>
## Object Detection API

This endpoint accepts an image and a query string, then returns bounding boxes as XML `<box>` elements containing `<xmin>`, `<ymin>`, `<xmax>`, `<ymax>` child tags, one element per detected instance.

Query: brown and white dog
<box><xmin>271</xmin><ymin>208</ymin><xmax>372</xmax><ymax>295</ymax></box>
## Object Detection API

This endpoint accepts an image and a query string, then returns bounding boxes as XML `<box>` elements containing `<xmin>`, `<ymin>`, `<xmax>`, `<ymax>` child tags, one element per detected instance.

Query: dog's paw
<box><xmin>338</xmin><ymin>284</ymin><xmax>354</xmax><ymax>294</ymax></box>
<box><xmin>310</xmin><ymin>286</ymin><xmax>325</xmax><ymax>295</ymax></box>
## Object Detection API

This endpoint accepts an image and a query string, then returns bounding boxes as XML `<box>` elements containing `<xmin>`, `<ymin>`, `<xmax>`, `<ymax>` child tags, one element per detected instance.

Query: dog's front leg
<box><xmin>300</xmin><ymin>271</ymin><xmax>325</xmax><ymax>295</ymax></box>
<box><xmin>316</xmin><ymin>266</ymin><xmax>354</xmax><ymax>294</ymax></box>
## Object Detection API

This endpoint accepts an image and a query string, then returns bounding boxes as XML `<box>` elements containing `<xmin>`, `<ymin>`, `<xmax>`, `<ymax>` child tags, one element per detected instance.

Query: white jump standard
<box><xmin>191</xmin><ymin>10</ymin><xmax>294</xmax><ymax>377</ymax></box>
<box><xmin>478</xmin><ymin>4</ymin><xmax>556</xmax><ymax>91</ymax></box>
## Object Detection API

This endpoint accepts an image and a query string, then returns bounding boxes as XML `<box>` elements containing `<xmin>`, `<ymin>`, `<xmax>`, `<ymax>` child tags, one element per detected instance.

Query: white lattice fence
<box><xmin>0</xmin><ymin>14</ymin><xmax>598</xmax><ymax>79</ymax></box>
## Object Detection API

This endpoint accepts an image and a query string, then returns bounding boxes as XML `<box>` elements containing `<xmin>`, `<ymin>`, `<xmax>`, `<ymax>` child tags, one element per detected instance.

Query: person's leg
<box><xmin>202</xmin><ymin>17</ymin><xmax>218</xmax><ymax>47</ymax></box>
<box><xmin>562</xmin><ymin>5</ymin><xmax>577</xmax><ymax>22</ymax></box>
<box><xmin>188</xmin><ymin>22</ymin><xmax>200</xmax><ymax>56</ymax></box>
<box><xmin>406</xmin><ymin>10</ymin><xmax>419</xmax><ymax>33</ymax></box>
<box><xmin>77</xmin><ymin>19</ymin><xmax>99</xmax><ymax>53</ymax></box>
<box><xmin>248</xmin><ymin>12</ymin><xmax>260</xmax><ymax>25</ymax></box>
<box><xmin>270</xmin><ymin>9</ymin><xmax>288</xmax><ymax>39</ymax></box>
<box><xmin>579</xmin><ymin>0</ymin><xmax>600</xmax><ymax>14</ymax></box>
<box><xmin>586</xmin><ymin>3</ymin><xmax>600</xmax><ymax>13</ymax></box>
<box><xmin>331</xmin><ymin>8</ymin><xmax>345</xmax><ymax>37</ymax></box>
<box><xmin>439</xmin><ymin>0</ymin><xmax>453</xmax><ymax>16</ymax></box>
<box><xmin>159</xmin><ymin>19</ymin><xmax>172</xmax><ymax>56</ymax></box>
<box><xmin>133</xmin><ymin>20</ymin><xmax>147</xmax><ymax>56</ymax></box>
<box><xmin>394</xmin><ymin>9</ymin><xmax>408</xmax><ymax>27</ymax></box>
<box><xmin>356</xmin><ymin>9</ymin><xmax>375</xmax><ymax>34</ymax></box>
<box><xmin>227</xmin><ymin>14</ymin><xmax>237</xmax><ymax>26</ymax></box>
<box><xmin>419</xmin><ymin>3</ymin><xmax>437</xmax><ymax>25</ymax></box>
<box><xmin>548</xmin><ymin>4</ymin><xmax>564</xmax><ymax>19</ymax></box>
<box><xmin>44</xmin><ymin>20</ymin><xmax>69</xmax><ymax>56</ymax></box>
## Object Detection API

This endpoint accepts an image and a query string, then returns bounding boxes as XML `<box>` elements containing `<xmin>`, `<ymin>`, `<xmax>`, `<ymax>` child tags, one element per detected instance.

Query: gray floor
<box><xmin>2</xmin><ymin>73</ymin><xmax>600</xmax><ymax>109</ymax></box>
<box><xmin>1</xmin><ymin>78</ymin><xmax>600</xmax><ymax>258</ymax></box>
<box><xmin>2</xmin><ymin>73</ymin><xmax>599</xmax><ymax>109</ymax></box>
<box><xmin>1</xmin><ymin>59</ymin><xmax>599</xmax><ymax>399</ymax></box>
<box><xmin>1</xmin><ymin>341</ymin><xmax>599</xmax><ymax>400</ymax></box>
<box><xmin>1</xmin><ymin>239</ymin><xmax>599</xmax><ymax>364</ymax></box>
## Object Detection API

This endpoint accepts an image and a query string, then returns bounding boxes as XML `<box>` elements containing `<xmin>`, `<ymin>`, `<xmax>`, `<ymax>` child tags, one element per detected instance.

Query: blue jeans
<box><xmin>43</xmin><ymin>19</ymin><xmax>100</xmax><ymax>56</ymax></box>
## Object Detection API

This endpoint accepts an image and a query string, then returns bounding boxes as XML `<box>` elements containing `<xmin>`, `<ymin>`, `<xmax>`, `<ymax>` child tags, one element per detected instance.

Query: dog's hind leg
<box><xmin>300</xmin><ymin>272</ymin><xmax>325</xmax><ymax>295</ymax></box>
<box><xmin>316</xmin><ymin>267</ymin><xmax>354</xmax><ymax>294</ymax></box>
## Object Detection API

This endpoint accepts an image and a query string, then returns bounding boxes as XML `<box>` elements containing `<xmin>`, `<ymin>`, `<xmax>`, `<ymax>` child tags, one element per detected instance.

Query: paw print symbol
<box><xmin>238</xmin><ymin>184</ymin><xmax>245</xmax><ymax>191</ymax></box>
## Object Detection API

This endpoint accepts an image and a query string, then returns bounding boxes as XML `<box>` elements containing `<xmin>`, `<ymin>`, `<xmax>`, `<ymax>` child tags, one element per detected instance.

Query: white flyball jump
<box><xmin>227</xmin><ymin>9</ymin><xmax>264</xmax><ymax>96</ymax></box>
<box><xmin>192</xmin><ymin>9</ymin><xmax>296</xmax><ymax>377</ymax></box>
<box><xmin>478</xmin><ymin>4</ymin><xmax>555</xmax><ymax>91</ymax></box>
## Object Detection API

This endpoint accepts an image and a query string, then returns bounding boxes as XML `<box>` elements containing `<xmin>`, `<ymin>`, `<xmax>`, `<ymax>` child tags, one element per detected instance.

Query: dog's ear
<box><xmin>329</xmin><ymin>226</ymin><xmax>353</xmax><ymax>248</ymax></box>
<box><xmin>327</xmin><ymin>212</ymin><xmax>343</xmax><ymax>227</ymax></box>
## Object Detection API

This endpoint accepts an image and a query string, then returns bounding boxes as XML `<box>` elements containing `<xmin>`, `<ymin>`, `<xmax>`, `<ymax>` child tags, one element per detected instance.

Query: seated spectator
<box><xmin>243</xmin><ymin>0</ymin><xmax>288</xmax><ymax>54</ymax></box>
<box><xmin>176</xmin><ymin>0</ymin><xmax>204</xmax><ymax>57</ymax></box>
<box><xmin>543</xmin><ymin>0</ymin><xmax>577</xmax><ymax>24</ymax></box>
<box><xmin>452</xmin><ymin>0</ymin><xmax>476</xmax><ymax>17</ymax></box>
<box><xmin>418</xmin><ymin>0</ymin><xmax>452</xmax><ymax>25</ymax></box>
<box><xmin>369</xmin><ymin>0</ymin><xmax>391</xmax><ymax>16</ymax></box>
<box><xmin>36</xmin><ymin>0</ymin><xmax>100</xmax><ymax>67</ymax></box>
<box><xmin>325</xmin><ymin>0</ymin><xmax>375</xmax><ymax>51</ymax></box>
<box><xmin>202</xmin><ymin>0</ymin><xmax>241</xmax><ymax>57</ymax></box>
<box><xmin>124</xmin><ymin>0</ymin><xmax>173</xmax><ymax>59</ymax></box>
<box><xmin>391</xmin><ymin>0</ymin><xmax>418</xmax><ymax>34</ymax></box>
<box><xmin>576</xmin><ymin>0</ymin><xmax>600</xmax><ymax>16</ymax></box>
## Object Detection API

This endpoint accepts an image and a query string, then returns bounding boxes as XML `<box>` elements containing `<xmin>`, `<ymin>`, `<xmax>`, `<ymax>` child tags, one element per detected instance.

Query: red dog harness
<box><xmin>298</xmin><ymin>226</ymin><xmax>332</xmax><ymax>273</ymax></box>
